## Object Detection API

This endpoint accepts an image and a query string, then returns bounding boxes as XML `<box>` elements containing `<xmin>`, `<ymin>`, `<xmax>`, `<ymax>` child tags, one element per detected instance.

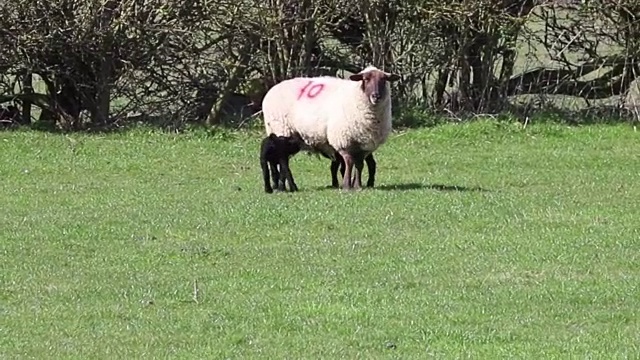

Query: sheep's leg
<box><xmin>352</xmin><ymin>154</ymin><xmax>365</xmax><ymax>190</ymax></box>
<box><xmin>365</xmin><ymin>153</ymin><xmax>376</xmax><ymax>188</ymax></box>
<box><xmin>338</xmin><ymin>153</ymin><xmax>346</xmax><ymax>178</ymax></box>
<box><xmin>281</xmin><ymin>157</ymin><xmax>298</xmax><ymax>192</ymax></box>
<box><xmin>330</xmin><ymin>159</ymin><xmax>340</xmax><ymax>188</ymax></box>
<box><xmin>261</xmin><ymin>158</ymin><xmax>273</xmax><ymax>193</ymax></box>
<box><xmin>338</xmin><ymin>150</ymin><xmax>354</xmax><ymax>190</ymax></box>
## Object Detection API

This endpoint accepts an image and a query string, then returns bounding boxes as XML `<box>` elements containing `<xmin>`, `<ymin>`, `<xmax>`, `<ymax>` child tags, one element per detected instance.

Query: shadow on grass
<box><xmin>312</xmin><ymin>182</ymin><xmax>490</xmax><ymax>192</ymax></box>
<box><xmin>376</xmin><ymin>182</ymin><xmax>490</xmax><ymax>192</ymax></box>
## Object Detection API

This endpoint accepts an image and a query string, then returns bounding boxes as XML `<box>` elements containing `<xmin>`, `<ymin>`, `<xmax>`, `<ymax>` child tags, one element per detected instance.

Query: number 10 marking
<box><xmin>297</xmin><ymin>80</ymin><xmax>325</xmax><ymax>100</ymax></box>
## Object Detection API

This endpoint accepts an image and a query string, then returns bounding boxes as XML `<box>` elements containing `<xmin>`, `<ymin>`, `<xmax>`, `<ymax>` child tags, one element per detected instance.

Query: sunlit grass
<box><xmin>1</xmin><ymin>119</ymin><xmax>639</xmax><ymax>357</ymax></box>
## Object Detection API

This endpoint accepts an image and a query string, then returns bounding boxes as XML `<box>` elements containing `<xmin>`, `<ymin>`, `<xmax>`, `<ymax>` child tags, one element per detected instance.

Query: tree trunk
<box><xmin>209</xmin><ymin>42</ymin><xmax>253</xmax><ymax>126</ymax></box>
<box><xmin>94</xmin><ymin>54</ymin><xmax>114</xmax><ymax>125</ymax></box>
<box><xmin>92</xmin><ymin>0</ymin><xmax>120</xmax><ymax>125</ymax></box>
<box><xmin>433</xmin><ymin>69</ymin><xmax>449</xmax><ymax>110</ymax></box>
<box><xmin>189</xmin><ymin>84</ymin><xmax>219</xmax><ymax>124</ymax></box>
<box><xmin>20</xmin><ymin>71</ymin><xmax>33</xmax><ymax>126</ymax></box>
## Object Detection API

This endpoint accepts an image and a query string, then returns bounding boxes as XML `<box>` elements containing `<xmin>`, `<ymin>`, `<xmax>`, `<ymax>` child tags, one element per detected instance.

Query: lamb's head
<box><xmin>269</xmin><ymin>132</ymin><xmax>304</xmax><ymax>155</ymax></box>
<box><xmin>349</xmin><ymin>66</ymin><xmax>400</xmax><ymax>106</ymax></box>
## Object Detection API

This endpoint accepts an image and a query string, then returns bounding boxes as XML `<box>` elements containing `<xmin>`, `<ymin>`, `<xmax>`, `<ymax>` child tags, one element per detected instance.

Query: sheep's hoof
<box><xmin>265</xmin><ymin>187</ymin><xmax>274</xmax><ymax>193</ymax></box>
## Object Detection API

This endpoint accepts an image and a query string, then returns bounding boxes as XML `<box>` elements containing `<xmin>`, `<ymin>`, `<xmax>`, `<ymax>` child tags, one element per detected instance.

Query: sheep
<box><xmin>320</xmin><ymin>151</ymin><xmax>377</xmax><ymax>188</ymax></box>
<box><xmin>262</xmin><ymin>65</ymin><xmax>399</xmax><ymax>190</ymax></box>
<box><xmin>250</xmin><ymin>77</ymin><xmax>368</xmax><ymax>188</ymax></box>
<box><xmin>260</xmin><ymin>132</ymin><xmax>304</xmax><ymax>193</ymax></box>
<box><xmin>326</xmin><ymin>66</ymin><xmax>399</xmax><ymax>189</ymax></box>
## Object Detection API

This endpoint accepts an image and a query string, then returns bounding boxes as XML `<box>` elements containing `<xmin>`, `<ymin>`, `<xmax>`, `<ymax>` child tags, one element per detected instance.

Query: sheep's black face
<box><xmin>350</xmin><ymin>68</ymin><xmax>400</xmax><ymax>106</ymax></box>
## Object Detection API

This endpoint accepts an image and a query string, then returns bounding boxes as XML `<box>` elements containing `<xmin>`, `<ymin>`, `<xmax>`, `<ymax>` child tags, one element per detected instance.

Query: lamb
<box><xmin>260</xmin><ymin>132</ymin><xmax>304</xmax><ymax>193</ymax></box>
<box><xmin>262</xmin><ymin>65</ymin><xmax>399</xmax><ymax>190</ymax></box>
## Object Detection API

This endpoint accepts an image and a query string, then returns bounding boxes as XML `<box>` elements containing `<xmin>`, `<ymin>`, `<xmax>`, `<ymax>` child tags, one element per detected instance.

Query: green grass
<box><xmin>1</xmin><ymin>119</ymin><xmax>639</xmax><ymax>358</ymax></box>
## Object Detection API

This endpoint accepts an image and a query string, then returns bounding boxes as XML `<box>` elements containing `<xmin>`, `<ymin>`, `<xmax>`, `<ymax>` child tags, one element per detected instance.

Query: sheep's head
<box><xmin>349</xmin><ymin>66</ymin><xmax>400</xmax><ymax>106</ymax></box>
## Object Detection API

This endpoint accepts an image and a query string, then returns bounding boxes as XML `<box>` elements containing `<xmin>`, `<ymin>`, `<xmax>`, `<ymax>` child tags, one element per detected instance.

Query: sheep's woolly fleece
<box><xmin>262</xmin><ymin>66</ymin><xmax>393</xmax><ymax>158</ymax></box>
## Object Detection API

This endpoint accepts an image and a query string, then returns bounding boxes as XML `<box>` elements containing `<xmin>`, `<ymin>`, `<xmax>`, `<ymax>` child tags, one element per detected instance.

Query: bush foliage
<box><xmin>1</xmin><ymin>0</ymin><xmax>639</xmax><ymax>131</ymax></box>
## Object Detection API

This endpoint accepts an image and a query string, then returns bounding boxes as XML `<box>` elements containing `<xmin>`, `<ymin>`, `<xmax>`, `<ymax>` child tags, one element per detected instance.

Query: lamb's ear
<box><xmin>386</xmin><ymin>73</ymin><xmax>400</xmax><ymax>82</ymax></box>
<box><xmin>349</xmin><ymin>73</ymin><xmax>364</xmax><ymax>81</ymax></box>
<box><xmin>268</xmin><ymin>133</ymin><xmax>278</xmax><ymax>140</ymax></box>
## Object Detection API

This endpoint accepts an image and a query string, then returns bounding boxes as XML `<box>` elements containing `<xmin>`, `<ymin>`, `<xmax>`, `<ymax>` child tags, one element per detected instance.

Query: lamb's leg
<box><xmin>365</xmin><ymin>153</ymin><xmax>376</xmax><ymax>188</ymax></box>
<box><xmin>276</xmin><ymin>160</ymin><xmax>287</xmax><ymax>192</ymax></box>
<box><xmin>281</xmin><ymin>157</ymin><xmax>298</xmax><ymax>192</ymax></box>
<box><xmin>261</xmin><ymin>158</ymin><xmax>273</xmax><ymax>193</ymax></box>
<box><xmin>338</xmin><ymin>150</ymin><xmax>354</xmax><ymax>190</ymax></box>
<box><xmin>269</xmin><ymin>161</ymin><xmax>280</xmax><ymax>190</ymax></box>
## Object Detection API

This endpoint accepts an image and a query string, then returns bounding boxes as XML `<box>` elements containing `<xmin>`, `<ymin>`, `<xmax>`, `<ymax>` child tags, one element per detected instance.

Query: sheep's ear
<box><xmin>386</xmin><ymin>73</ymin><xmax>400</xmax><ymax>82</ymax></box>
<box><xmin>268</xmin><ymin>133</ymin><xmax>278</xmax><ymax>140</ymax></box>
<box><xmin>349</xmin><ymin>73</ymin><xmax>364</xmax><ymax>81</ymax></box>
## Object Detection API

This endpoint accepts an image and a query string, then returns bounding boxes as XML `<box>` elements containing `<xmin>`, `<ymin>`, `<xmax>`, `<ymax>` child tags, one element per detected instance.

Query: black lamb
<box><xmin>260</xmin><ymin>132</ymin><xmax>304</xmax><ymax>193</ymax></box>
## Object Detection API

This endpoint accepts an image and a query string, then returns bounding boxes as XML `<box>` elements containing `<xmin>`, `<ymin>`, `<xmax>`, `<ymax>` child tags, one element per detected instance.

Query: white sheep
<box><xmin>262</xmin><ymin>65</ymin><xmax>400</xmax><ymax>190</ymax></box>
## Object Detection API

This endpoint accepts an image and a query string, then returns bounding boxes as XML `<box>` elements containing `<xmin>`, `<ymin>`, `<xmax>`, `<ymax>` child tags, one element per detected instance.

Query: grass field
<box><xmin>1</xmin><ymin>119</ymin><xmax>639</xmax><ymax>358</ymax></box>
